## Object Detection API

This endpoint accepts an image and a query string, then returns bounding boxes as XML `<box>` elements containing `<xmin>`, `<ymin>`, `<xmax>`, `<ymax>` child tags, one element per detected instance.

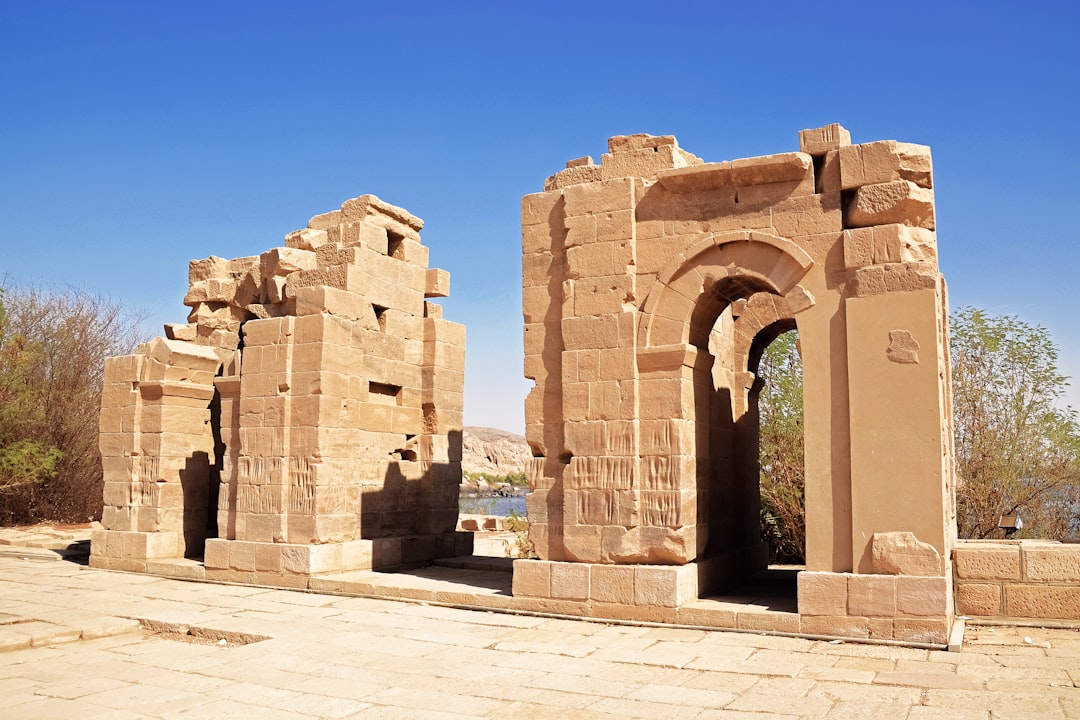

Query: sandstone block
<box><xmin>770</xmin><ymin>192</ymin><xmax>843</xmax><ymax>237</ymax></box>
<box><xmin>843</xmin><ymin>225</ymin><xmax>938</xmax><ymax>269</ymax></box>
<box><xmin>797</xmin><ymin>571</ymin><xmax>848</xmax><ymax>615</ymax></box>
<box><xmin>590</xmin><ymin>564</ymin><xmax>636</xmax><ymax>605</ymax></box>
<box><xmin>738</xmin><ymin>610</ymin><xmax>801</xmax><ymax>634</ymax></box>
<box><xmin>163</xmin><ymin>323</ymin><xmax>197</xmax><ymax>342</ymax></box>
<box><xmin>868</xmin><ymin>617</ymin><xmax>895</xmax><ymax>640</ymax></box>
<box><xmin>551</xmin><ymin>561</ymin><xmax>590</xmax><ymax>601</ymax></box>
<box><xmin>252</xmin><ymin>543</ymin><xmax>282</xmax><ymax>572</ymax></box>
<box><xmin>817</xmin><ymin>150</ymin><xmax>841</xmax><ymax>193</ymax></box>
<box><xmin>956</xmin><ymin>582</ymin><xmax>1001</xmax><ymax>617</ymax></box>
<box><xmin>103</xmin><ymin>354</ymin><xmax>144</xmax><ymax>383</ymax></box>
<box><xmin>521</xmin><ymin>190</ymin><xmax>563</xmax><ymax>227</ymax></box>
<box><xmin>799</xmin><ymin>124</ymin><xmax>851</xmax><ymax>155</ymax></box>
<box><xmin>801</xmin><ymin>614</ymin><xmax>868</xmax><ymax>638</ymax></box>
<box><xmin>848</xmin><ymin>574</ymin><xmax>897</xmax><ymax>617</ymax></box>
<box><xmin>284</xmin><ymin>228</ymin><xmax>329</xmax><ymax>251</ymax></box>
<box><xmin>1021</xmin><ymin>543</ymin><xmax>1080</xmax><ymax>581</ymax></box>
<box><xmin>655</xmin><ymin>162</ymin><xmax>733</xmax><ymax>193</ymax></box>
<box><xmin>339</xmin><ymin>194</ymin><xmax>423</xmax><ymax>232</ymax></box>
<box><xmin>601</xmin><ymin>145</ymin><xmax>697</xmax><ymax>182</ymax></box>
<box><xmin>562</xmin><ymin>177</ymin><xmax>634</xmax><ymax>216</ymax></box>
<box><xmin>894</xmin><ymin>617</ymin><xmax>948</xmax><ymax>645</ymax></box>
<box><xmin>424</xmin><ymin>268</ymin><xmax>450</xmax><ymax>298</ymax></box>
<box><xmin>895</xmin><ymin>576</ymin><xmax>948</xmax><ymax>616</ymax></box>
<box><xmin>839</xmin><ymin>140</ymin><xmax>933</xmax><ymax>190</ymax></box>
<box><xmin>260</xmin><ymin>246</ymin><xmax>317</xmax><ymax>280</ymax></box>
<box><xmin>143</xmin><ymin>337</ymin><xmax>221</xmax><ymax>373</ymax></box>
<box><xmin>562</xmin><ymin>524</ymin><xmax>603</xmax><ymax>563</ymax></box>
<box><xmin>871</xmin><ymin>531</ymin><xmax>943</xmax><ymax>576</ymax></box>
<box><xmin>293</xmin><ymin>286</ymin><xmax>369</xmax><ymax>321</ymax></box>
<box><xmin>953</xmin><ymin>543</ymin><xmax>1020</xmax><ymax>580</ymax></box>
<box><xmin>846</xmin><ymin>180</ymin><xmax>935</xmax><ymax>230</ymax></box>
<box><xmin>1005</xmin><ymin>584</ymin><xmax>1080</xmax><ymax>620</ymax></box>
<box><xmin>634</xmin><ymin>564</ymin><xmax>696</xmax><ymax>608</ymax></box>
<box><xmin>545</xmin><ymin>163</ymin><xmax>603</xmax><ymax>190</ymax></box>
<box><xmin>229</xmin><ymin>541</ymin><xmax>256</xmax><ymax>571</ymax></box>
<box><xmin>188</xmin><ymin>256</ymin><xmax>231</xmax><ymax>284</ymax></box>
<box><xmin>731</xmin><ymin>152</ymin><xmax>812</xmax><ymax>186</ymax></box>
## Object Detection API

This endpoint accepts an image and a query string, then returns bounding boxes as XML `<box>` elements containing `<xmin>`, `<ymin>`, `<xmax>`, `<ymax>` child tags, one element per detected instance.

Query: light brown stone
<box><xmin>839</xmin><ymin>140</ymin><xmax>933</xmax><ymax>190</ymax></box>
<box><xmin>953</xmin><ymin>543</ymin><xmax>1020</xmax><ymax>580</ymax></box>
<box><xmin>801</xmin><ymin>614</ymin><xmax>868</xmax><ymax>638</ymax></box>
<box><xmin>590</xmin><ymin>563</ymin><xmax>636</xmax><ymax>605</ymax></box>
<box><xmin>893</xmin><ymin>617</ymin><xmax>949</xmax><ymax>645</ymax></box>
<box><xmin>550</xmin><ymin>562</ymin><xmax>590</xmax><ymax>601</ymax></box>
<box><xmin>848</xmin><ymin>575</ymin><xmax>897</xmax><ymax>617</ymax></box>
<box><xmin>1004</xmin><ymin>584</ymin><xmax>1080</xmax><ymax>619</ymax></box>
<box><xmin>871</xmin><ymin>531</ymin><xmax>943</xmax><ymax>575</ymax></box>
<box><xmin>847</xmin><ymin>180</ymin><xmax>935</xmax><ymax>229</ymax></box>
<box><xmin>518</xmin><ymin>126</ymin><xmax>954</xmax><ymax>646</ymax></box>
<box><xmin>1021</xmin><ymin>542</ymin><xmax>1080</xmax><ymax>581</ymax></box>
<box><xmin>799</xmin><ymin>123</ymin><xmax>852</xmax><ymax>155</ymax></box>
<box><xmin>95</xmin><ymin>194</ymin><xmax>464</xmax><ymax>578</ymax></box>
<box><xmin>736</xmin><ymin>610</ymin><xmax>801</xmax><ymax>634</ymax></box>
<box><xmin>797</xmin><ymin>571</ymin><xmax>848</xmax><ymax>615</ymax></box>
<box><xmin>956</xmin><ymin>582</ymin><xmax>1002</xmax><ymax>617</ymax></box>
<box><xmin>895</xmin><ymin>575</ymin><xmax>948</xmax><ymax>616</ymax></box>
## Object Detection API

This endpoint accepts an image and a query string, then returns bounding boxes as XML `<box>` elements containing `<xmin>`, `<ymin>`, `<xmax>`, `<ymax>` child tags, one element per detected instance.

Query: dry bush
<box><xmin>0</xmin><ymin>283</ymin><xmax>144</xmax><ymax>524</ymax></box>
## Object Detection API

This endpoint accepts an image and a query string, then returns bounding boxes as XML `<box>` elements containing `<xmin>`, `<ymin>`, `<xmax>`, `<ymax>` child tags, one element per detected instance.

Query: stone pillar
<box><xmin>91</xmin><ymin>338</ymin><xmax>220</xmax><ymax>571</ymax></box>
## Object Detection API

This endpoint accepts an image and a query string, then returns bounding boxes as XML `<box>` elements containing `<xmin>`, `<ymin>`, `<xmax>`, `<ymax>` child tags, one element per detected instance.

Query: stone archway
<box><xmin>515</xmin><ymin>126</ymin><xmax>957</xmax><ymax>645</ymax></box>
<box><xmin>630</xmin><ymin>232</ymin><xmax>815</xmax><ymax>592</ymax></box>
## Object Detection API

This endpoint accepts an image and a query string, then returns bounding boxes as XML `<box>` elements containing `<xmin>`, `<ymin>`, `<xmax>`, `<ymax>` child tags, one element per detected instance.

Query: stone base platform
<box><xmin>89</xmin><ymin>530</ymin><xmax>475</xmax><ymax>586</ymax></box>
<box><xmin>797</xmin><ymin>570</ymin><xmax>952</xmax><ymax>645</ymax></box>
<box><xmin>85</xmin><ymin>548</ymin><xmax>953</xmax><ymax>648</ymax></box>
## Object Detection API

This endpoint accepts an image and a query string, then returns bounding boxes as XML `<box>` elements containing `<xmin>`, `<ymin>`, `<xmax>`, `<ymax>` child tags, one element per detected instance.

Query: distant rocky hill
<box><xmin>461</xmin><ymin>427</ymin><xmax>531</xmax><ymax>477</ymax></box>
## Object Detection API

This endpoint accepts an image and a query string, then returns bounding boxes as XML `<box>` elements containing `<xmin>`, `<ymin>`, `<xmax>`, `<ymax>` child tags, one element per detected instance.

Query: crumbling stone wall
<box><xmin>91</xmin><ymin>194</ymin><xmax>469</xmax><ymax>584</ymax></box>
<box><xmin>514</xmin><ymin>125</ymin><xmax>957</xmax><ymax>644</ymax></box>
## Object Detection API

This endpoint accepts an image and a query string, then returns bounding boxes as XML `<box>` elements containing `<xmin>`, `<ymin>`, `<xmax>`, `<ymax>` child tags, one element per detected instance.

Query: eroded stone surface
<box><xmin>93</xmin><ymin>194</ymin><xmax>468</xmax><ymax>578</ymax></box>
<box><xmin>521</xmin><ymin>126</ymin><xmax>956</xmax><ymax>644</ymax></box>
<box><xmin>871</xmin><ymin>531</ymin><xmax>942</xmax><ymax>575</ymax></box>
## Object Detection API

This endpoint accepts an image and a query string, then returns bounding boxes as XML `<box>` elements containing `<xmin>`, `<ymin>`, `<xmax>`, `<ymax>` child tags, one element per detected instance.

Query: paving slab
<box><xmin>1</xmin><ymin>554</ymin><xmax>1079</xmax><ymax>718</ymax></box>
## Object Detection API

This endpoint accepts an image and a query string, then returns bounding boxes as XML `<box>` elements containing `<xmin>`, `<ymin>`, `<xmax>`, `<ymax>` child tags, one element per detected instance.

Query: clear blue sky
<box><xmin>2</xmin><ymin>1</ymin><xmax>1078</xmax><ymax>432</ymax></box>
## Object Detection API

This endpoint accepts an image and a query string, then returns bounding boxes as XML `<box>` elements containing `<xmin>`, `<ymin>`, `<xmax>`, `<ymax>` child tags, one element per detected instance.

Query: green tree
<box><xmin>951</xmin><ymin>307</ymin><xmax>1080</xmax><ymax>539</ymax></box>
<box><xmin>0</xmin><ymin>288</ymin><xmax>63</xmax><ymax>492</ymax></box>
<box><xmin>757</xmin><ymin>330</ymin><xmax>805</xmax><ymax>564</ymax></box>
<box><xmin>0</xmin><ymin>283</ymin><xmax>144</xmax><ymax>524</ymax></box>
<box><xmin>754</xmin><ymin>307</ymin><xmax>1080</xmax><ymax>554</ymax></box>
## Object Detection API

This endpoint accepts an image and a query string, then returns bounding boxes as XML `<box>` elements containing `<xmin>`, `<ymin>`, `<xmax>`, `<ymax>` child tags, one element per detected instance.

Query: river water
<box><xmin>458</xmin><ymin>494</ymin><xmax>527</xmax><ymax>516</ymax></box>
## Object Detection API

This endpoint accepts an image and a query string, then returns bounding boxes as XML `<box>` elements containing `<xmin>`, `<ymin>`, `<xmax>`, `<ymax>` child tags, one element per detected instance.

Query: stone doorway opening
<box><xmin>693</xmin><ymin>285</ymin><xmax>805</xmax><ymax>606</ymax></box>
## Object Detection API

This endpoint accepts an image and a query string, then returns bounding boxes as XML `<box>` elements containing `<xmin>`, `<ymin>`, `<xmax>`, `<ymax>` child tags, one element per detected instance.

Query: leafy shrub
<box><xmin>0</xmin><ymin>283</ymin><xmax>144</xmax><ymax>524</ymax></box>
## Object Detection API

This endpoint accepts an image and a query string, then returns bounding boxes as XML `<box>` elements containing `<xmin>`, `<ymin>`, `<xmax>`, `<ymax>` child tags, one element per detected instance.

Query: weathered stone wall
<box><xmin>954</xmin><ymin>540</ymin><xmax>1080</xmax><ymax>621</ymax></box>
<box><xmin>92</xmin><ymin>194</ymin><xmax>470</xmax><ymax>583</ymax></box>
<box><xmin>517</xmin><ymin>125</ymin><xmax>957</xmax><ymax>644</ymax></box>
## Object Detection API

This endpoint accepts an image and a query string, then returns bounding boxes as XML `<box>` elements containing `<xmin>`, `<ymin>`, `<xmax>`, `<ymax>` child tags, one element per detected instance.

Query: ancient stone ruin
<box><xmin>513</xmin><ymin>125</ymin><xmax>957</xmax><ymax>644</ymax></box>
<box><xmin>91</xmin><ymin>194</ymin><xmax>470</xmax><ymax>583</ymax></box>
<box><xmin>92</xmin><ymin>125</ymin><xmax>963</xmax><ymax>645</ymax></box>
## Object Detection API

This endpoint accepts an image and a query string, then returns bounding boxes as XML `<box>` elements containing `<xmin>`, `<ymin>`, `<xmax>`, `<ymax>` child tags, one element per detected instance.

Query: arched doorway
<box><xmin>633</xmin><ymin>232</ymin><xmax>815</xmax><ymax>576</ymax></box>
<box><xmin>690</xmin><ymin>286</ymin><xmax>807</xmax><ymax>595</ymax></box>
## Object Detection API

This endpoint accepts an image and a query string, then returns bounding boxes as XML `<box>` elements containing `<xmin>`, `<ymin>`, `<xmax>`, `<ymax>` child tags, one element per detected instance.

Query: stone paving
<box><xmin>1</xmin><ymin>549</ymin><xmax>1079</xmax><ymax>719</ymax></box>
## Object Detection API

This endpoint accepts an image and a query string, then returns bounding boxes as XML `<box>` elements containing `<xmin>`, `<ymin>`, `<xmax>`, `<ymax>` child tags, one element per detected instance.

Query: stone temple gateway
<box><xmin>93</xmin><ymin>125</ymin><xmax>959</xmax><ymax>645</ymax></box>
<box><xmin>513</xmin><ymin>125</ymin><xmax>956</xmax><ymax>644</ymax></box>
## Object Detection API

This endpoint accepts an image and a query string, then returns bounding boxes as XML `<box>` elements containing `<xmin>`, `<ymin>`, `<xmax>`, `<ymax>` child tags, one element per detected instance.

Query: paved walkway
<box><xmin>1</xmin><ymin>550</ymin><xmax>1079</xmax><ymax>719</ymax></box>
